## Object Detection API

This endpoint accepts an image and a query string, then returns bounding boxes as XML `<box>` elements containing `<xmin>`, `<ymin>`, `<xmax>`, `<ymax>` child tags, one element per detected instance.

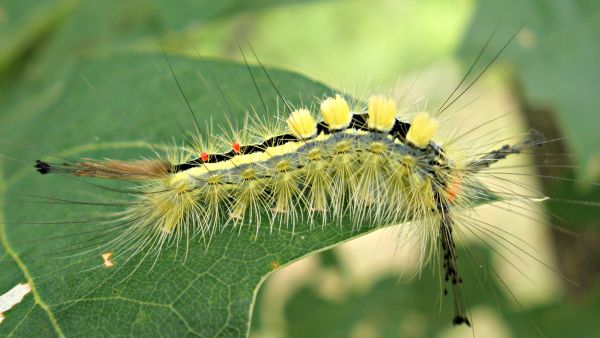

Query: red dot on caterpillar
<box><xmin>446</xmin><ymin>176</ymin><xmax>462</xmax><ymax>203</ymax></box>
<box><xmin>200</xmin><ymin>152</ymin><xmax>209</xmax><ymax>162</ymax></box>
<box><xmin>232</xmin><ymin>142</ymin><xmax>241</xmax><ymax>154</ymax></box>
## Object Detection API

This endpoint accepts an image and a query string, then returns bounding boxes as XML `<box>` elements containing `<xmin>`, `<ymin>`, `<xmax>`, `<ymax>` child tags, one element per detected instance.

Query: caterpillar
<box><xmin>2</xmin><ymin>0</ymin><xmax>598</xmax><ymax>334</ymax></box>
<box><xmin>4</xmin><ymin>24</ymin><xmax>590</xmax><ymax>335</ymax></box>
<box><xmin>33</xmin><ymin>82</ymin><xmax>544</xmax><ymax>327</ymax></box>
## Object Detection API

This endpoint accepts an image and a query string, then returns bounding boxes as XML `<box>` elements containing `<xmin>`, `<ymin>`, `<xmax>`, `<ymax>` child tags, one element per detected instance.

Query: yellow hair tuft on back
<box><xmin>320</xmin><ymin>94</ymin><xmax>352</xmax><ymax>130</ymax></box>
<box><xmin>367</xmin><ymin>95</ymin><xmax>396</xmax><ymax>132</ymax></box>
<box><xmin>287</xmin><ymin>108</ymin><xmax>317</xmax><ymax>139</ymax></box>
<box><xmin>406</xmin><ymin>112</ymin><xmax>439</xmax><ymax>148</ymax></box>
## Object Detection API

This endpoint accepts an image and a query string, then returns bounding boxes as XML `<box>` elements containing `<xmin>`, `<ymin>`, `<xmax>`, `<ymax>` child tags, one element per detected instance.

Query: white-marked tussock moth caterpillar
<box><xmin>1</xmin><ymin>5</ymin><xmax>598</xmax><ymax>336</ymax></box>
<box><xmin>28</xmin><ymin>35</ymin><xmax>548</xmax><ymax>327</ymax></box>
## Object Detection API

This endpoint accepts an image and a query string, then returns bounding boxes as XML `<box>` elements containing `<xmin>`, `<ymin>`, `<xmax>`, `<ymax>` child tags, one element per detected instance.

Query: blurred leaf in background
<box><xmin>459</xmin><ymin>0</ymin><xmax>600</xmax><ymax>300</ymax></box>
<box><xmin>460</xmin><ymin>0</ymin><xmax>600</xmax><ymax>184</ymax></box>
<box><xmin>258</xmin><ymin>248</ymin><xmax>600</xmax><ymax>338</ymax></box>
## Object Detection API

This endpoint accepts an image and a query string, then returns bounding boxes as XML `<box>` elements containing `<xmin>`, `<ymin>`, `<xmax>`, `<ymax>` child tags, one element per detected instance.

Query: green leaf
<box><xmin>0</xmin><ymin>0</ymin><xmax>75</xmax><ymax>80</ymax></box>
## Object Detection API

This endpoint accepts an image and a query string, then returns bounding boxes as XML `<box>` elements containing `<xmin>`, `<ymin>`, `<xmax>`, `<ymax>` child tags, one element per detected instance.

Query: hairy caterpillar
<box><xmin>2</xmin><ymin>0</ymin><xmax>599</xmax><ymax>334</ymax></box>
<box><xmin>2</xmin><ymin>30</ymin><xmax>593</xmax><ymax>336</ymax></box>
<box><xmin>31</xmin><ymin>72</ymin><xmax>545</xmax><ymax>328</ymax></box>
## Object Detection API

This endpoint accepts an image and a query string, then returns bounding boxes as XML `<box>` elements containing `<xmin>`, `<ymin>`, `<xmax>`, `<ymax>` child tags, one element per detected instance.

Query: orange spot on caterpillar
<box><xmin>232</xmin><ymin>142</ymin><xmax>241</xmax><ymax>154</ymax></box>
<box><xmin>270</xmin><ymin>261</ymin><xmax>280</xmax><ymax>270</ymax></box>
<box><xmin>200</xmin><ymin>152</ymin><xmax>209</xmax><ymax>162</ymax></box>
<box><xmin>446</xmin><ymin>176</ymin><xmax>462</xmax><ymax>203</ymax></box>
<box><xmin>102</xmin><ymin>252</ymin><xmax>115</xmax><ymax>268</ymax></box>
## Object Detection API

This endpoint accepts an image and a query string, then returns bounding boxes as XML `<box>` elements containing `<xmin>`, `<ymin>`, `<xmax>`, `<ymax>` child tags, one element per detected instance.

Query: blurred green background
<box><xmin>1</xmin><ymin>0</ymin><xmax>599</xmax><ymax>337</ymax></box>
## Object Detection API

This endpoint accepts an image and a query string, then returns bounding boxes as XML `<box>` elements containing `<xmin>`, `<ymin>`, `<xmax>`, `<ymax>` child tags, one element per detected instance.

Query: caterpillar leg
<box><xmin>439</xmin><ymin>211</ymin><xmax>471</xmax><ymax>326</ymax></box>
<box><xmin>434</xmin><ymin>184</ymin><xmax>471</xmax><ymax>327</ymax></box>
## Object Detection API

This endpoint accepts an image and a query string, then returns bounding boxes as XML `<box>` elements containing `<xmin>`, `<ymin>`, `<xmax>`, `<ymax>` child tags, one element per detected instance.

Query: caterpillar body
<box><xmin>34</xmin><ymin>90</ymin><xmax>543</xmax><ymax>327</ymax></box>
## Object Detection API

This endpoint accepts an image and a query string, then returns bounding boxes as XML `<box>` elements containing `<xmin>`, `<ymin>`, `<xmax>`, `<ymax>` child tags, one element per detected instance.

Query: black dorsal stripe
<box><xmin>171</xmin><ymin>113</ymin><xmax>412</xmax><ymax>173</ymax></box>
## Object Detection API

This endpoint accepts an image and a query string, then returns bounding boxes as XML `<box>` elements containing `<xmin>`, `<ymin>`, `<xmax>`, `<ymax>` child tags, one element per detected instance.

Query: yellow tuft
<box><xmin>287</xmin><ymin>108</ymin><xmax>317</xmax><ymax>139</ymax></box>
<box><xmin>406</xmin><ymin>112</ymin><xmax>439</xmax><ymax>148</ymax></box>
<box><xmin>367</xmin><ymin>95</ymin><xmax>396</xmax><ymax>132</ymax></box>
<box><xmin>320</xmin><ymin>94</ymin><xmax>352</xmax><ymax>130</ymax></box>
